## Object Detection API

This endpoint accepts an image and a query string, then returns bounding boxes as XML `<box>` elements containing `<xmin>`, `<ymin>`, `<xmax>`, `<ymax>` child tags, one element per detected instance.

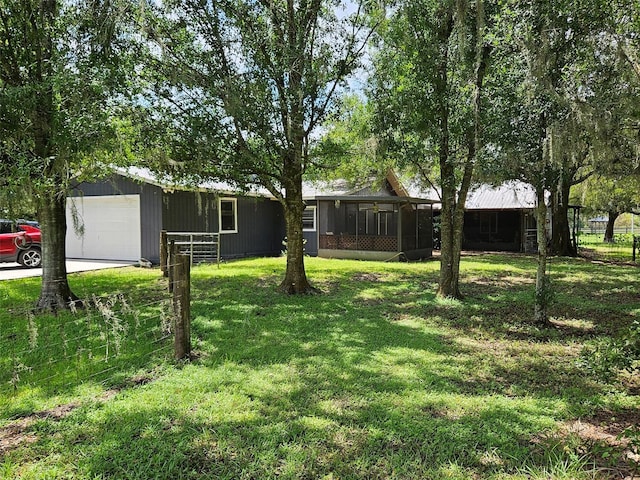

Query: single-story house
<box><xmin>66</xmin><ymin>168</ymin><xmax>437</xmax><ymax>263</ymax></box>
<box><xmin>66</xmin><ymin>168</ymin><xmax>286</xmax><ymax>263</ymax></box>
<box><xmin>67</xmin><ymin>168</ymin><xmax>573</xmax><ymax>262</ymax></box>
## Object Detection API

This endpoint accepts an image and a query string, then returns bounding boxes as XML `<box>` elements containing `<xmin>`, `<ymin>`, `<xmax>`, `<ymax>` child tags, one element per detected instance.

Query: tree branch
<box><xmin>571</xmin><ymin>169</ymin><xmax>595</xmax><ymax>186</ymax></box>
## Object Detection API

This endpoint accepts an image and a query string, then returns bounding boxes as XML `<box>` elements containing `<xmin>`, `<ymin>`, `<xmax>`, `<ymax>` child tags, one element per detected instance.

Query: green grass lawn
<box><xmin>1</xmin><ymin>255</ymin><xmax>639</xmax><ymax>479</ymax></box>
<box><xmin>578</xmin><ymin>233</ymin><xmax>637</xmax><ymax>262</ymax></box>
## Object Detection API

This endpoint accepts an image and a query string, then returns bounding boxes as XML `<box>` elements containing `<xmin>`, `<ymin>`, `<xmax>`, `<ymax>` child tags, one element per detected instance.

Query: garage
<box><xmin>66</xmin><ymin>194</ymin><xmax>141</xmax><ymax>261</ymax></box>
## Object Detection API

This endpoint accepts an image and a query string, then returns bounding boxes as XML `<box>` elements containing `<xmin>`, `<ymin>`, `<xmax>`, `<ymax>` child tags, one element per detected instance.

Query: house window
<box><xmin>302</xmin><ymin>206</ymin><xmax>316</xmax><ymax>231</ymax></box>
<box><xmin>219</xmin><ymin>198</ymin><xmax>237</xmax><ymax>233</ymax></box>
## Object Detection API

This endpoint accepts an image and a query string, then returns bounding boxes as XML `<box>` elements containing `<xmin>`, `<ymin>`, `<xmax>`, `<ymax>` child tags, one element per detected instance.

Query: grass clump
<box><xmin>0</xmin><ymin>254</ymin><xmax>639</xmax><ymax>479</ymax></box>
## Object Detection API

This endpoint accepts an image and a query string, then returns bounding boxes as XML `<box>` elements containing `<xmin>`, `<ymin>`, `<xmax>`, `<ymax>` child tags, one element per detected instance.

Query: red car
<box><xmin>0</xmin><ymin>220</ymin><xmax>42</xmax><ymax>268</ymax></box>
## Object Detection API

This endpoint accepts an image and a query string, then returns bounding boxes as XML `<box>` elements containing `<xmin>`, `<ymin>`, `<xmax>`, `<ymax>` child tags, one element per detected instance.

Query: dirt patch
<box><xmin>0</xmin><ymin>372</ymin><xmax>158</xmax><ymax>457</ymax></box>
<box><xmin>352</xmin><ymin>272</ymin><xmax>384</xmax><ymax>282</ymax></box>
<box><xmin>466</xmin><ymin>275</ymin><xmax>535</xmax><ymax>288</ymax></box>
<box><xmin>549</xmin><ymin>316</ymin><xmax>597</xmax><ymax>337</ymax></box>
<box><xmin>535</xmin><ymin>409</ymin><xmax>640</xmax><ymax>479</ymax></box>
<box><xmin>580</xmin><ymin>250</ymin><xmax>640</xmax><ymax>268</ymax></box>
<box><xmin>577</xmin><ymin>409</ymin><xmax>640</xmax><ymax>439</ymax></box>
<box><xmin>0</xmin><ymin>402</ymin><xmax>80</xmax><ymax>455</ymax></box>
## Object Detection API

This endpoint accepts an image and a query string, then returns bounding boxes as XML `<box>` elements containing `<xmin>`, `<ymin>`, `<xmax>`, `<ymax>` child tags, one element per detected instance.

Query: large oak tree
<box><xmin>0</xmin><ymin>0</ymin><xmax>138</xmax><ymax>309</ymax></box>
<box><xmin>370</xmin><ymin>0</ymin><xmax>491</xmax><ymax>299</ymax></box>
<box><xmin>145</xmin><ymin>0</ymin><xmax>380</xmax><ymax>294</ymax></box>
<box><xmin>484</xmin><ymin>0</ymin><xmax>640</xmax><ymax>324</ymax></box>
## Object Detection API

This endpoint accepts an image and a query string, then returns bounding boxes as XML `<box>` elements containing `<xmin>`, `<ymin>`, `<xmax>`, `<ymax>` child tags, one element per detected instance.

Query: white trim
<box><xmin>303</xmin><ymin>206</ymin><xmax>316</xmax><ymax>231</ymax></box>
<box><xmin>218</xmin><ymin>197</ymin><xmax>238</xmax><ymax>234</ymax></box>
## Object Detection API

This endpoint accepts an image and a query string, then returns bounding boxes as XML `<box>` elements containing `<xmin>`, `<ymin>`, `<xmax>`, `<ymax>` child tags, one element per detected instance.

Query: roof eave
<box><xmin>315</xmin><ymin>195</ymin><xmax>438</xmax><ymax>204</ymax></box>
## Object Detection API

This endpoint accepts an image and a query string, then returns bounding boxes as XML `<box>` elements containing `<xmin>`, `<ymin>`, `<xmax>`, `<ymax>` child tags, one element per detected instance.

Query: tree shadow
<box><xmin>20</xmin><ymin>364</ymin><xmax>601</xmax><ymax>479</ymax></box>
<box><xmin>4</xmin><ymin>257</ymin><xmax>637</xmax><ymax>477</ymax></box>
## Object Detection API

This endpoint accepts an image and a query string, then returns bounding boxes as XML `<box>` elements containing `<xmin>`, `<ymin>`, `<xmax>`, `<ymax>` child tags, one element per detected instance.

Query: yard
<box><xmin>578</xmin><ymin>233</ymin><xmax>638</xmax><ymax>263</ymax></box>
<box><xmin>0</xmin><ymin>254</ymin><xmax>639</xmax><ymax>479</ymax></box>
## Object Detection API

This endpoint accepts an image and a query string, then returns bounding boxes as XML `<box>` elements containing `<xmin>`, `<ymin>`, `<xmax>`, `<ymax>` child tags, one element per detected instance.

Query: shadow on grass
<box><xmin>17</xmin><ymin>372</ymin><xmax>575</xmax><ymax>479</ymax></box>
<box><xmin>3</xmin><ymin>257</ymin><xmax>637</xmax><ymax>478</ymax></box>
<box><xmin>190</xmin><ymin>265</ymin><xmax>604</xmax><ymax>404</ymax></box>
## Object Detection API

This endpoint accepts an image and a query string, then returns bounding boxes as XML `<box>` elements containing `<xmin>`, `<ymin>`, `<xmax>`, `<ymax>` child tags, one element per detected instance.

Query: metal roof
<box><xmin>407</xmin><ymin>180</ymin><xmax>540</xmax><ymax>210</ymax></box>
<box><xmin>314</xmin><ymin>195</ymin><xmax>437</xmax><ymax>204</ymax></box>
<box><xmin>111</xmin><ymin>167</ymin><xmax>543</xmax><ymax>207</ymax></box>
<box><xmin>117</xmin><ymin>167</ymin><xmax>391</xmax><ymax>200</ymax></box>
<box><xmin>465</xmin><ymin>182</ymin><xmax>538</xmax><ymax>210</ymax></box>
<box><xmin>115</xmin><ymin>167</ymin><xmax>273</xmax><ymax>197</ymax></box>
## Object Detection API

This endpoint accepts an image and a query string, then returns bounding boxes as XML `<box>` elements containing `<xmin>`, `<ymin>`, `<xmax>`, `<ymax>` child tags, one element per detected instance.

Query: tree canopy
<box><xmin>369</xmin><ymin>0</ymin><xmax>491</xmax><ymax>299</ymax></box>
<box><xmin>0</xmin><ymin>0</ymin><xmax>140</xmax><ymax>309</ymax></box>
<box><xmin>143</xmin><ymin>0</ymin><xmax>381</xmax><ymax>293</ymax></box>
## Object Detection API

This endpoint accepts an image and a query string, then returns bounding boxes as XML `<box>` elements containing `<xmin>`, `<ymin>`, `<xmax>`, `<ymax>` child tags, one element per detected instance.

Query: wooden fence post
<box><xmin>168</xmin><ymin>240</ymin><xmax>176</xmax><ymax>293</ymax></box>
<box><xmin>160</xmin><ymin>230</ymin><xmax>168</xmax><ymax>277</ymax></box>
<box><xmin>173</xmin><ymin>253</ymin><xmax>191</xmax><ymax>360</ymax></box>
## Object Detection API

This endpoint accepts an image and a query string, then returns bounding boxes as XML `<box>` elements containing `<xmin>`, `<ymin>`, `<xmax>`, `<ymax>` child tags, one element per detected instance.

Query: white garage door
<box><xmin>66</xmin><ymin>195</ymin><xmax>141</xmax><ymax>261</ymax></box>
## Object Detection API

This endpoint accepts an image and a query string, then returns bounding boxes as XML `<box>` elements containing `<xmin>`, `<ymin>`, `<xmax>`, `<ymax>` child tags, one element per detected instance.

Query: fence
<box><xmin>160</xmin><ymin>231</ymin><xmax>220</xmax><ymax>275</ymax></box>
<box><xmin>578</xmin><ymin>233</ymin><xmax>639</xmax><ymax>263</ymax></box>
<box><xmin>1</xmin><ymin>255</ymin><xmax>192</xmax><ymax>397</ymax></box>
<box><xmin>583</xmin><ymin>226</ymin><xmax>638</xmax><ymax>235</ymax></box>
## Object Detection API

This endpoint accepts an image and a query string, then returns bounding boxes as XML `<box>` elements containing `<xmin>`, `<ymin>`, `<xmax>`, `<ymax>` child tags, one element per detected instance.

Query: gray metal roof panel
<box><xmin>465</xmin><ymin>182</ymin><xmax>538</xmax><ymax>210</ymax></box>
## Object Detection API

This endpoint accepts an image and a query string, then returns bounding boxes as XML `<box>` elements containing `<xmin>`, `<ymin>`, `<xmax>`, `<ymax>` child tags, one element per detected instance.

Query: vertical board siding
<box><xmin>69</xmin><ymin>175</ymin><xmax>163</xmax><ymax>263</ymax></box>
<box><xmin>162</xmin><ymin>191</ymin><xmax>217</xmax><ymax>233</ymax></box>
<box><xmin>163</xmin><ymin>191</ymin><xmax>286</xmax><ymax>259</ymax></box>
<box><xmin>303</xmin><ymin>231</ymin><xmax>318</xmax><ymax>256</ymax></box>
<box><xmin>235</xmin><ymin>197</ymin><xmax>286</xmax><ymax>258</ymax></box>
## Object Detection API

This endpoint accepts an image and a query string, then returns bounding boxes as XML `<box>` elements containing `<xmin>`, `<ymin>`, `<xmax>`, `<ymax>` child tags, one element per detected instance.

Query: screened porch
<box><xmin>316</xmin><ymin>196</ymin><xmax>435</xmax><ymax>261</ymax></box>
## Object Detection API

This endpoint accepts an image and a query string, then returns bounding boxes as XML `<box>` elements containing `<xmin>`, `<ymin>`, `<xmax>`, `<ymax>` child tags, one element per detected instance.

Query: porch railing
<box><xmin>319</xmin><ymin>234</ymin><xmax>397</xmax><ymax>252</ymax></box>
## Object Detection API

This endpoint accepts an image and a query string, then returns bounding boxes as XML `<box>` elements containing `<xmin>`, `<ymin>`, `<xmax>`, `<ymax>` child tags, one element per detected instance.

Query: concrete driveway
<box><xmin>0</xmin><ymin>259</ymin><xmax>135</xmax><ymax>281</ymax></box>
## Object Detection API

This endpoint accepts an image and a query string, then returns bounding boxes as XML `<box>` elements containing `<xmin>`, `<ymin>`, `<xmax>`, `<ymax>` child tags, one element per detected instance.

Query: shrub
<box><xmin>579</xmin><ymin>320</ymin><xmax>640</xmax><ymax>380</ymax></box>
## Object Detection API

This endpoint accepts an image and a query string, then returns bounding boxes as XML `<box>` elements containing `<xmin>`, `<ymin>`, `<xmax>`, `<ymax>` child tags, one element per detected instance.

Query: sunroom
<box><xmin>315</xmin><ymin>196</ymin><xmax>436</xmax><ymax>261</ymax></box>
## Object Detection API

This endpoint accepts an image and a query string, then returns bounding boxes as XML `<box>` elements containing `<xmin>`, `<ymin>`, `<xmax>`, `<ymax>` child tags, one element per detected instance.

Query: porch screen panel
<box><xmin>345</xmin><ymin>203</ymin><xmax>357</xmax><ymax>235</ymax></box>
<box><xmin>358</xmin><ymin>204</ymin><xmax>375</xmax><ymax>235</ymax></box>
<box><xmin>417</xmin><ymin>208</ymin><xmax>433</xmax><ymax>249</ymax></box>
<box><xmin>378</xmin><ymin>205</ymin><xmax>397</xmax><ymax>236</ymax></box>
<box><xmin>318</xmin><ymin>201</ymin><xmax>334</xmax><ymax>234</ymax></box>
<box><xmin>402</xmin><ymin>207</ymin><xmax>417</xmax><ymax>251</ymax></box>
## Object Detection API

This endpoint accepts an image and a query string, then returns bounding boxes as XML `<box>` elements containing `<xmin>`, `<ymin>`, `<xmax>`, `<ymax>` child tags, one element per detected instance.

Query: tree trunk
<box><xmin>36</xmin><ymin>191</ymin><xmax>80</xmax><ymax>311</ymax></box>
<box><xmin>550</xmin><ymin>178</ymin><xmax>576</xmax><ymax>256</ymax></box>
<box><xmin>438</xmin><ymin>171</ymin><xmax>462</xmax><ymax>299</ymax></box>
<box><xmin>449</xmin><ymin>201</ymin><xmax>466</xmax><ymax>298</ymax></box>
<box><xmin>278</xmin><ymin>170</ymin><xmax>316</xmax><ymax>295</ymax></box>
<box><xmin>603</xmin><ymin>210</ymin><xmax>619</xmax><ymax>243</ymax></box>
<box><xmin>534</xmin><ymin>187</ymin><xmax>552</xmax><ymax>327</ymax></box>
<box><xmin>436</xmin><ymin>1</ymin><xmax>486</xmax><ymax>299</ymax></box>
<box><xmin>435</xmin><ymin>11</ymin><xmax>461</xmax><ymax>299</ymax></box>
<box><xmin>448</xmin><ymin>133</ymin><xmax>476</xmax><ymax>299</ymax></box>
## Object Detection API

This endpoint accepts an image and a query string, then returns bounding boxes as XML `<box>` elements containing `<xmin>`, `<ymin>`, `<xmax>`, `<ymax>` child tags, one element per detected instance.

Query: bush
<box><xmin>579</xmin><ymin>320</ymin><xmax>640</xmax><ymax>380</ymax></box>
<box><xmin>612</xmin><ymin>233</ymin><xmax>634</xmax><ymax>245</ymax></box>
